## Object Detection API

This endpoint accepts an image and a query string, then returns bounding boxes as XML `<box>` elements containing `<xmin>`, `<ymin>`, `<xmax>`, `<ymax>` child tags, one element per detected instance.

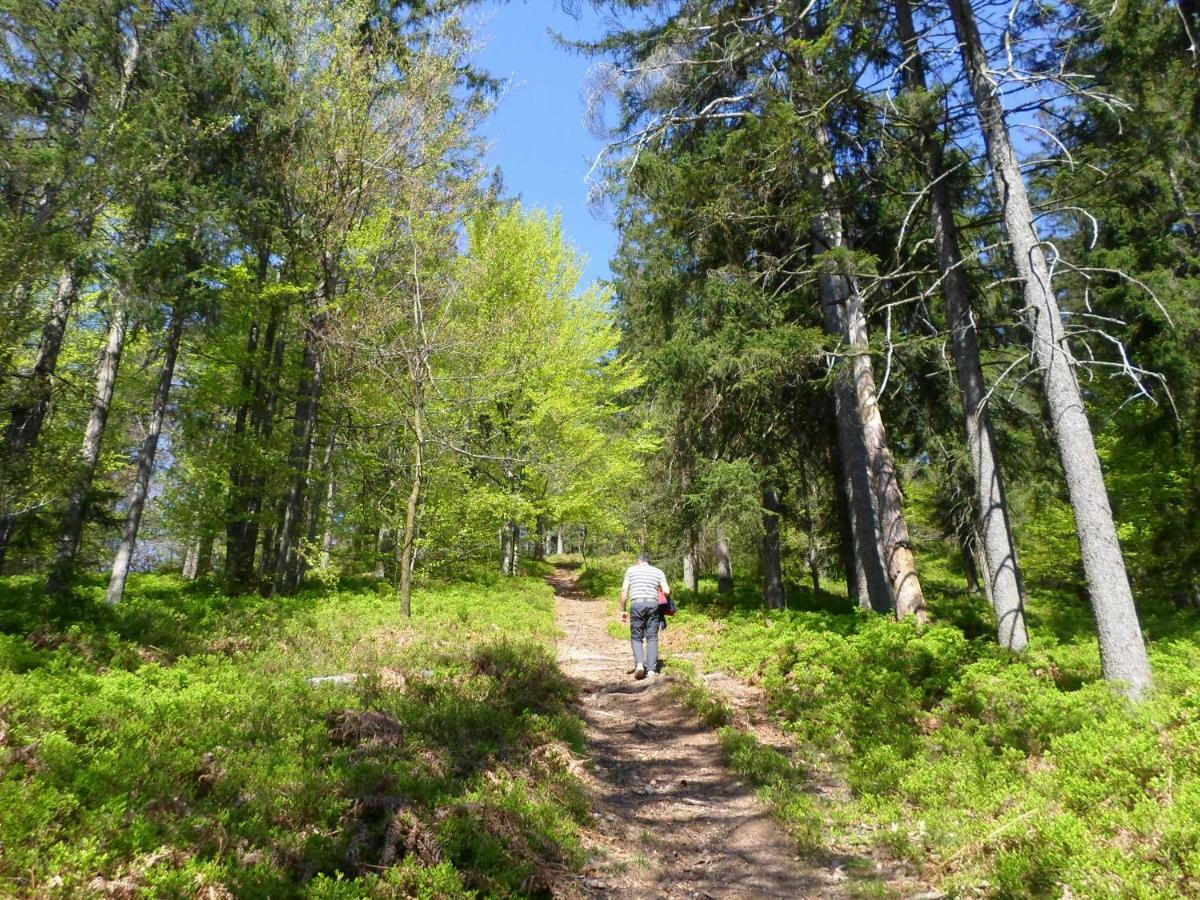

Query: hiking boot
<box><xmin>634</xmin><ymin>664</ymin><xmax>646</xmax><ymax>680</ymax></box>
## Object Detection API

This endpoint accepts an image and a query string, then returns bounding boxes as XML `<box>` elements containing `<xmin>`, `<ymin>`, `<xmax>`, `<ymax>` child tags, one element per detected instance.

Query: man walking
<box><xmin>620</xmin><ymin>551</ymin><xmax>671</xmax><ymax>680</ymax></box>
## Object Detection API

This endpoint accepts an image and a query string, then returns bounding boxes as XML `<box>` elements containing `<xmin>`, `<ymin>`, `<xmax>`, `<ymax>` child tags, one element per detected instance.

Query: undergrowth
<box><xmin>666</xmin><ymin>545</ymin><xmax>1200</xmax><ymax>898</ymax></box>
<box><xmin>0</xmin><ymin>571</ymin><xmax>587</xmax><ymax>898</ymax></box>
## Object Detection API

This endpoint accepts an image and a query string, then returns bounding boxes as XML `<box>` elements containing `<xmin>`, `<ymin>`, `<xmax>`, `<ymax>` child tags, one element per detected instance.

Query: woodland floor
<box><xmin>550</xmin><ymin>567</ymin><xmax>920</xmax><ymax>899</ymax></box>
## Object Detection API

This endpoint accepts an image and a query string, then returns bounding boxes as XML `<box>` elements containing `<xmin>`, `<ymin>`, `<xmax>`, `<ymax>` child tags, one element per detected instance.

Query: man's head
<box><xmin>637</xmin><ymin>551</ymin><xmax>651</xmax><ymax>564</ymax></box>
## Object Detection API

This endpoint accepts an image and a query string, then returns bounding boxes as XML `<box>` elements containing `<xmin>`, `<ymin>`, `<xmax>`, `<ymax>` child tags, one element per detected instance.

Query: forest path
<box><xmin>550</xmin><ymin>567</ymin><xmax>845</xmax><ymax>899</ymax></box>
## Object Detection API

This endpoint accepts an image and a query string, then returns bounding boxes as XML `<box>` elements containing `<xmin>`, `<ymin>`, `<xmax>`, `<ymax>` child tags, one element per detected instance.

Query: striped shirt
<box><xmin>622</xmin><ymin>562</ymin><xmax>670</xmax><ymax>605</ymax></box>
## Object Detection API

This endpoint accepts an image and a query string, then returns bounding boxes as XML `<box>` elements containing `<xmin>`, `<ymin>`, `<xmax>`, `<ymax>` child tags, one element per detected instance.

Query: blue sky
<box><xmin>474</xmin><ymin>1</ymin><xmax>617</xmax><ymax>290</ymax></box>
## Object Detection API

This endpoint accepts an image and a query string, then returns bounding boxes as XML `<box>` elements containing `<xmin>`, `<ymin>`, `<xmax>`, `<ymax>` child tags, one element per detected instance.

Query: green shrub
<box><xmin>0</xmin><ymin>573</ymin><xmax>588</xmax><ymax>897</ymax></box>
<box><xmin>670</xmin><ymin>572</ymin><xmax>1200</xmax><ymax>896</ymax></box>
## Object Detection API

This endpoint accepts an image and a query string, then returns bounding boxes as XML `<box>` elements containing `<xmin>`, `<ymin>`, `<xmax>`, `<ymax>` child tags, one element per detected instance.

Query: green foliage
<box><xmin>0</xmin><ymin>573</ymin><xmax>588</xmax><ymax>897</ymax></box>
<box><xmin>671</xmin><ymin>575</ymin><xmax>1200</xmax><ymax>896</ymax></box>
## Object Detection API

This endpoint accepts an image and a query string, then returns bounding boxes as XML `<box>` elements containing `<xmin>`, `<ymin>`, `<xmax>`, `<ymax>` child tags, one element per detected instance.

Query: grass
<box><xmin>652</xmin><ymin>543</ymin><xmax>1200</xmax><ymax>898</ymax></box>
<box><xmin>0</xmin><ymin>570</ymin><xmax>589</xmax><ymax>898</ymax></box>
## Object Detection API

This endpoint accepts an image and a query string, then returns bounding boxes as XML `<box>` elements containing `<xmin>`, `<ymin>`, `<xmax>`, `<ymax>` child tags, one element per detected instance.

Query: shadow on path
<box><xmin>550</xmin><ymin>567</ymin><xmax>848</xmax><ymax>899</ymax></box>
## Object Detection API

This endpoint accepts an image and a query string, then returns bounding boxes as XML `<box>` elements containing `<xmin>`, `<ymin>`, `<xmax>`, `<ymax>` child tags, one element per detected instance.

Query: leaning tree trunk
<box><xmin>948</xmin><ymin>0</ymin><xmax>1151</xmax><ymax>696</ymax></box>
<box><xmin>47</xmin><ymin>295</ymin><xmax>129</xmax><ymax>597</ymax></box>
<box><xmin>3</xmin><ymin>265</ymin><xmax>81</xmax><ymax>457</ymax></box>
<box><xmin>895</xmin><ymin>0</ymin><xmax>1027</xmax><ymax>649</ymax></box>
<box><xmin>106</xmin><ymin>309</ymin><xmax>184</xmax><ymax>605</ymax></box>
<box><xmin>272</xmin><ymin>312</ymin><xmax>325</xmax><ymax>596</ymax></box>
<box><xmin>0</xmin><ymin>266</ymin><xmax>83</xmax><ymax>571</ymax></box>
<box><xmin>812</xmin><ymin>168</ymin><xmax>928</xmax><ymax>622</ymax></box>
<box><xmin>715</xmin><ymin>526</ymin><xmax>734</xmax><ymax>594</ymax></box>
<box><xmin>762</xmin><ymin>487</ymin><xmax>786</xmax><ymax>609</ymax></box>
<box><xmin>829</xmin><ymin>375</ymin><xmax>892</xmax><ymax>611</ymax></box>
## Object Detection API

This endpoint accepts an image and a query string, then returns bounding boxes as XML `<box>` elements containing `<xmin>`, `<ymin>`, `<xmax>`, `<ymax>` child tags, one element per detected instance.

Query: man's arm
<box><xmin>659</xmin><ymin>570</ymin><xmax>671</xmax><ymax>596</ymax></box>
<box><xmin>619</xmin><ymin>570</ymin><xmax>630</xmax><ymax>618</ymax></box>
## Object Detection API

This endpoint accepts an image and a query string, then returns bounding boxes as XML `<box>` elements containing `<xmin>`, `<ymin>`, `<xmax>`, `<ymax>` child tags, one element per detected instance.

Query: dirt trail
<box><xmin>551</xmin><ymin>568</ymin><xmax>846</xmax><ymax>899</ymax></box>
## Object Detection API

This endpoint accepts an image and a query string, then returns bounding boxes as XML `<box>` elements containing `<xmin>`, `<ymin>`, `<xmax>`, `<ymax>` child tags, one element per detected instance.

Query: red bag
<box><xmin>657</xmin><ymin>587</ymin><xmax>677</xmax><ymax>615</ymax></box>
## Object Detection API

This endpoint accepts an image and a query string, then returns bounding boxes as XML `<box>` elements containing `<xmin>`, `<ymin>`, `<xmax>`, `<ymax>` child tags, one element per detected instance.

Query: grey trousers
<box><xmin>630</xmin><ymin>603</ymin><xmax>661</xmax><ymax>671</ymax></box>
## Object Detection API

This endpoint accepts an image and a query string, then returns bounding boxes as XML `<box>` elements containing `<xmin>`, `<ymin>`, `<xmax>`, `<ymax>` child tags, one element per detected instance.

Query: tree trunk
<box><xmin>106</xmin><ymin>309</ymin><xmax>184</xmax><ymax>605</ymax></box>
<box><xmin>3</xmin><ymin>266</ymin><xmax>80</xmax><ymax>457</ymax></box>
<box><xmin>813</xmin><ymin>181</ymin><xmax>927</xmax><ymax>621</ymax></box>
<box><xmin>961</xmin><ymin>534</ymin><xmax>982</xmax><ymax>595</ymax></box>
<box><xmin>799</xmin><ymin>464</ymin><xmax>821</xmax><ymax>594</ymax></box>
<box><xmin>259</xmin><ymin>519</ymin><xmax>279</xmax><ymax>588</ymax></box>
<box><xmin>509</xmin><ymin>522</ymin><xmax>520</xmax><ymax>575</ymax></box>
<box><xmin>500</xmin><ymin>524</ymin><xmax>514</xmax><ymax>576</ymax></box>
<box><xmin>896</xmin><ymin>0</ymin><xmax>1027</xmax><ymax>648</ymax></box>
<box><xmin>295</xmin><ymin>414</ymin><xmax>339</xmax><ymax>586</ymax></box>
<box><xmin>556</xmin><ymin>527</ymin><xmax>564</xmax><ymax>556</ymax></box>
<box><xmin>182</xmin><ymin>539</ymin><xmax>199</xmax><ymax>580</ymax></box>
<box><xmin>830</xmin><ymin>375</ymin><xmax>890</xmax><ymax>611</ymax></box>
<box><xmin>762</xmin><ymin>488</ymin><xmax>785</xmax><ymax>609</ymax></box>
<box><xmin>533</xmin><ymin>515</ymin><xmax>547</xmax><ymax>561</ymax></box>
<box><xmin>683</xmin><ymin>531</ymin><xmax>698</xmax><ymax>592</ymax></box>
<box><xmin>271</xmin><ymin>312</ymin><xmax>325</xmax><ymax>596</ymax></box>
<box><xmin>0</xmin><ymin>267</ymin><xmax>82</xmax><ymax>571</ymax></box>
<box><xmin>398</xmin><ymin>394</ymin><xmax>424</xmax><ymax>617</ymax></box>
<box><xmin>949</xmin><ymin>0</ymin><xmax>1151</xmax><ymax>696</ymax></box>
<box><xmin>245</xmin><ymin>317</ymin><xmax>288</xmax><ymax>589</ymax></box>
<box><xmin>47</xmin><ymin>296</ymin><xmax>129</xmax><ymax>597</ymax></box>
<box><xmin>374</xmin><ymin>527</ymin><xmax>393</xmax><ymax>579</ymax></box>
<box><xmin>320</xmin><ymin>473</ymin><xmax>337</xmax><ymax>568</ymax></box>
<box><xmin>224</xmin><ymin>306</ymin><xmax>263</xmax><ymax>590</ymax></box>
<box><xmin>715</xmin><ymin>526</ymin><xmax>734</xmax><ymax>594</ymax></box>
<box><xmin>195</xmin><ymin>532</ymin><xmax>214</xmax><ymax>579</ymax></box>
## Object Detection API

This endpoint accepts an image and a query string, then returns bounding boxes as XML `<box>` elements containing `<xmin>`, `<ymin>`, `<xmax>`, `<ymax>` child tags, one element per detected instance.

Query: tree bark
<box><xmin>195</xmin><ymin>532</ymin><xmax>214</xmax><ymax>579</ymax></box>
<box><xmin>762</xmin><ymin>488</ymin><xmax>785</xmax><ymax>609</ymax></box>
<box><xmin>830</xmin><ymin>368</ymin><xmax>892</xmax><ymax>611</ymax></box>
<box><xmin>398</xmin><ymin>392</ymin><xmax>424</xmax><ymax>617</ymax></box>
<box><xmin>47</xmin><ymin>295</ymin><xmax>129</xmax><ymax>596</ymax></box>
<box><xmin>799</xmin><ymin>465</ymin><xmax>821</xmax><ymax>594</ymax></box>
<box><xmin>814</xmin><ymin>193</ymin><xmax>927</xmax><ymax>621</ymax></box>
<box><xmin>896</xmin><ymin>0</ymin><xmax>1027</xmax><ymax>648</ymax></box>
<box><xmin>183</xmin><ymin>539</ymin><xmax>200</xmax><ymax>580</ymax></box>
<box><xmin>223</xmin><ymin>299</ymin><xmax>263</xmax><ymax>590</ymax></box>
<box><xmin>374</xmin><ymin>527</ymin><xmax>393</xmax><ymax>579</ymax></box>
<box><xmin>246</xmin><ymin>316</ymin><xmax>287</xmax><ymax>589</ymax></box>
<box><xmin>320</xmin><ymin>472</ymin><xmax>337</xmax><ymax>569</ymax></box>
<box><xmin>106</xmin><ymin>309</ymin><xmax>184</xmax><ymax>605</ymax></box>
<box><xmin>500</xmin><ymin>522</ymin><xmax>517</xmax><ymax>576</ymax></box>
<box><xmin>510</xmin><ymin>522</ymin><xmax>521</xmax><ymax>574</ymax></box>
<box><xmin>715</xmin><ymin>526</ymin><xmax>734</xmax><ymax>594</ymax></box>
<box><xmin>271</xmin><ymin>312</ymin><xmax>326</xmax><ymax>596</ymax></box>
<box><xmin>556</xmin><ymin>527</ymin><xmax>564</xmax><ymax>556</ymax></box>
<box><xmin>294</xmin><ymin>413</ymin><xmax>339</xmax><ymax>587</ymax></box>
<box><xmin>0</xmin><ymin>266</ymin><xmax>83</xmax><ymax>571</ymax></box>
<box><xmin>533</xmin><ymin>515</ymin><xmax>547</xmax><ymax>561</ymax></box>
<box><xmin>683</xmin><ymin>530</ymin><xmax>698</xmax><ymax>592</ymax></box>
<box><xmin>3</xmin><ymin>266</ymin><xmax>81</xmax><ymax>457</ymax></box>
<box><xmin>949</xmin><ymin>0</ymin><xmax>1151</xmax><ymax>696</ymax></box>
